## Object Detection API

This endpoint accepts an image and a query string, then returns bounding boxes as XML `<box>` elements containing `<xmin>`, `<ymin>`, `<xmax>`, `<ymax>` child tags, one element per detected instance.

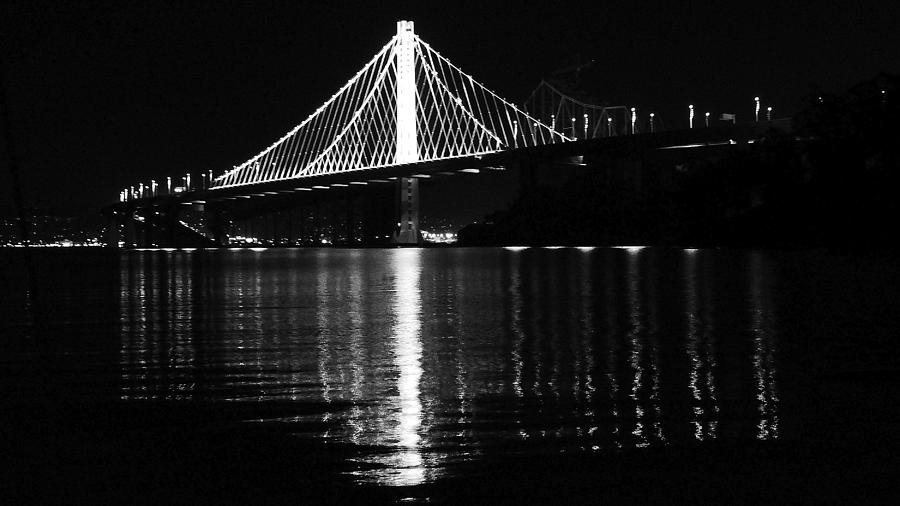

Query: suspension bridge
<box><xmin>104</xmin><ymin>21</ymin><xmax>788</xmax><ymax>248</ymax></box>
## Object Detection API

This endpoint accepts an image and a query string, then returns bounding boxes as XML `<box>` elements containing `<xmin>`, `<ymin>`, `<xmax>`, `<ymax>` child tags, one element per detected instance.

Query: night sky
<box><xmin>1</xmin><ymin>0</ymin><xmax>898</xmax><ymax>217</ymax></box>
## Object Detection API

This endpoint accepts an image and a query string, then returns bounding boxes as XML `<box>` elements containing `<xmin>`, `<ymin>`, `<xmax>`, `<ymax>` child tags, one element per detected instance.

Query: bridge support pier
<box><xmin>209</xmin><ymin>208</ymin><xmax>229</xmax><ymax>246</ymax></box>
<box><xmin>104</xmin><ymin>213</ymin><xmax>121</xmax><ymax>247</ymax></box>
<box><xmin>123</xmin><ymin>212</ymin><xmax>138</xmax><ymax>248</ymax></box>
<box><xmin>393</xmin><ymin>177</ymin><xmax>420</xmax><ymax>245</ymax></box>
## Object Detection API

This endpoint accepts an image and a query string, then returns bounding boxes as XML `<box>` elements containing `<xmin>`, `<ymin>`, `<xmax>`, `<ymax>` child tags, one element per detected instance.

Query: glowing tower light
<box><xmin>395</xmin><ymin>20</ymin><xmax>417</xmax><ymax>164</ymax></box>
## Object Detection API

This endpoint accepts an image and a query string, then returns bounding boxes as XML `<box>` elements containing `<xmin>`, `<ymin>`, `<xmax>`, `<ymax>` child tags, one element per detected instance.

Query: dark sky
<box><xmin>1</xmin><ymin>0</ymin><xmax>898</xmax><ymax>216</ymax></box>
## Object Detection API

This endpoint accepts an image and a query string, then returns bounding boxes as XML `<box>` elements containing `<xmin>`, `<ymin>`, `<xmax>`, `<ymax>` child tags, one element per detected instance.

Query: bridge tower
<box><xmin>393</xmin><ymin>20</ymin><xmax>421</xmax><ymax>245</ymax></box>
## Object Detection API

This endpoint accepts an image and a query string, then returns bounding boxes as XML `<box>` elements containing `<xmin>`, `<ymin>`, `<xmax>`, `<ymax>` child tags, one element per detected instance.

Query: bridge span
<box><xmin>102</xmin><ymin>20</ymin><xmax>790</xmax><ymax>248</ymax></box>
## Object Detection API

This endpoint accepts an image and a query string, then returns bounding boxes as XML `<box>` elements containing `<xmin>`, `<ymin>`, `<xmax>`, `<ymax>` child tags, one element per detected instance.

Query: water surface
<box><xmin>5</xmin><ymin>246</ymin><xmax>897</xmax><ymax>498</ymax></box>
<box><xmin>2</xmin><ymin>247</ymin><xmax>796</xmax><ymax>483</ymax></box>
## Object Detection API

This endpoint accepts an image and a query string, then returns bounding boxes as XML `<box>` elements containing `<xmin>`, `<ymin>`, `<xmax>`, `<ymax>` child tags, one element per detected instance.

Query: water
<box><xmin>2</xmin><ymin>246</ymin><xmax>898</xmax><ymax>499</ymax></box>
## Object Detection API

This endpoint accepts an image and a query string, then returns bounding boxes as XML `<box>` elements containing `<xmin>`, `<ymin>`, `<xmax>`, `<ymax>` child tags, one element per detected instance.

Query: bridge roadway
<box><xmin>102</xmin><ymin>120</ymin><xmax>791</xmax><ymax>247</ymax></box>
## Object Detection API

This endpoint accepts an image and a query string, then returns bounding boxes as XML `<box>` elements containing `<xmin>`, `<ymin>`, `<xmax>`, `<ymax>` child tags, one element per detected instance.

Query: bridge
<box><xmin>103</xmin><ymin>20</ymin><xmax>789</xmax><ymax>248</ymax></box>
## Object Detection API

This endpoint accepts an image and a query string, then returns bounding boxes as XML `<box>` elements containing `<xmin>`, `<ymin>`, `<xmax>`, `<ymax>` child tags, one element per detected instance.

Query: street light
<box><xmin>705</xmin><ymin>111</ymin><xmax>710</xmax><ymax>127</ymax></box>
<box><xmin>649</xmin><ymin>112</ymin><xmax>655</xmax><ymax>133</ymax></box>
<box><xmin>689</xmin><ymin>105</ymin><xmax>694</xmax><ymax>129</ymax></box>
<box><xmin>630</xmin><ymin>107</ymin><xmax>636</xmax><ymax>134</ymax></box>
<box><xmin>767</xmin><ymin>106</ymin><xmax>772</xmax><ymax>121</ymax></box>
<box><xmin>583</xmin><ymin>113</ymin><xmax>588</xmax><ymax>138</ymax></box>
<box><xmin>607</xmin><ymin>117</ymin><xmax>612</xmax><ymax>136</ymax></box>
<box><xmin>755</xmin><ymin>97</ymin><xmax>760</xmax><ymax>122</ymax></box>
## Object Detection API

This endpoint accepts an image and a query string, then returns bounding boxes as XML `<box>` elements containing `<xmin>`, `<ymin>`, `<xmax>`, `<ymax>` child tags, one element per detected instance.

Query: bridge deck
<box><xmin>104</xmin><ymin>120</ymin><xmax>791</xmax><ymax>215</ymax></box>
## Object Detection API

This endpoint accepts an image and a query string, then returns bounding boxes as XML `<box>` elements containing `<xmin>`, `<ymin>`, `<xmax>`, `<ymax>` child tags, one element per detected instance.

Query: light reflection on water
<box><xmin>112</xmin><ymin>247</ymin><xmax>782</xmax><ymax>485</ymax></box>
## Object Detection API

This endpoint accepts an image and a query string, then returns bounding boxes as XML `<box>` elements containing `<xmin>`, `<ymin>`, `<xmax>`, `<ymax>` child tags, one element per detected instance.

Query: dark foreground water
<box><xmin>2</xmin><ymin>247</ymin><xmax>899</xmax><ymax>503</ymax></box>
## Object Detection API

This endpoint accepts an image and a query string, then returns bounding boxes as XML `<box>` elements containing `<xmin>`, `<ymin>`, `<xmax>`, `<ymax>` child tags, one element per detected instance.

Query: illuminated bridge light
<box><xmin>612</xmin><ymin>246</ymin><xmax>647</xmax><ymax>252</ymax></box>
